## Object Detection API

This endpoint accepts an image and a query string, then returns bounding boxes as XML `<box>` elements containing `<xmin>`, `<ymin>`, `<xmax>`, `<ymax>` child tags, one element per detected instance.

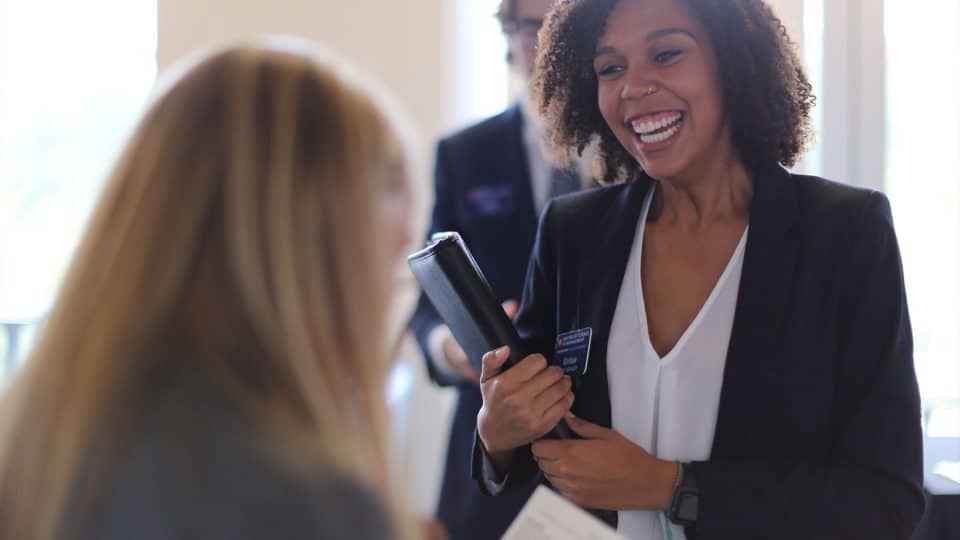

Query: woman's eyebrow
<box><xmin>594</xmin><ymin>45</ymin><xmax>616</xmax><ymax>59</ymax></box>
<box><xmin>646</xmin><ymin>27</ymin><xmax>697</xmax><ymax>42</ymax></box>
<box><xmin>594</xmin><ymin>27</ymin><xmax>697</xmax><ymax>58</ymax></box>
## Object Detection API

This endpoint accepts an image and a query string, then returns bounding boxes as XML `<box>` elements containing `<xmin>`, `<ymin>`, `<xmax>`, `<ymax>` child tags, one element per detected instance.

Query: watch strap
<box><xmin>668</xmin><ymin>462</ymin><xmax>699</xmax><ymax>526</ymax></box>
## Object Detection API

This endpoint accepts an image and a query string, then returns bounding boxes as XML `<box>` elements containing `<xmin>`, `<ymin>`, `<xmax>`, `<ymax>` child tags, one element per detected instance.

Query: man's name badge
<box><xmin>554</xmin><ymin>327</ymin><xmax>592</xmax><ymax>376</ymax></box>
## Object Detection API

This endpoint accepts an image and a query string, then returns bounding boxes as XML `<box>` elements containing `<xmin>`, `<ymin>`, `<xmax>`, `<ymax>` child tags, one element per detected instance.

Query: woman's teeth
<box><xmin>640</xmin><ymin>122</ymin><xmax>681</xmax><ymax>143</ymax></box>
<box><xmin>631</xmin><ymin>112</ymin><xmax>683</xmax><ymax>144</ymax></box>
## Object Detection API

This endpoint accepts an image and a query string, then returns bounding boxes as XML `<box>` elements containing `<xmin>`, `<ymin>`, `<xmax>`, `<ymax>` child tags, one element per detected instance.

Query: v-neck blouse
<box><xmin>607</xmin><ymin>188</ymin><xmax>749</xmax><ymax>540</ymax></box>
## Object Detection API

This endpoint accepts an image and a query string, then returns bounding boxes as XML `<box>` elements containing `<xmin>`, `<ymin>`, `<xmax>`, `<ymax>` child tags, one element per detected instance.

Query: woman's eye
<box><xmin>654</xmin><ymin>50</ymin><xmax>682</xmax><ymax>64</ymax></box>
<box><xmin>596</xmin><ymin>64</ymin><xmax>624</xmax><ymax>77</ymax></box>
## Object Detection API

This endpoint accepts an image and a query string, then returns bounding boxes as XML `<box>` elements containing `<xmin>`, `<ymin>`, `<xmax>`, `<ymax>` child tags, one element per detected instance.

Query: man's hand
<box><xmin>421</xmin><ymin>518</ymin><xmax>448</xmax><ymax>540</ymax></box>
<box><xmin>440</xmin><ymin>300</ymin><xmax>519</xmax><ymax>385</ymax></box>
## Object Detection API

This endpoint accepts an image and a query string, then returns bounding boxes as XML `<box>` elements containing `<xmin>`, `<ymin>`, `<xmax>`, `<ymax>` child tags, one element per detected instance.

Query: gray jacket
<box><xmin>61</xmin><ymin>374</ymin><xmax>392</xmax><ymax>540</ymax></box>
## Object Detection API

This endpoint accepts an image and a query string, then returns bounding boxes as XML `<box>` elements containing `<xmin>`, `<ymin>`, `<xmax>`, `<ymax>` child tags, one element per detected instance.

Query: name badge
<box><xmin>554</xmin><ymin>327</ymin><xmax>593</xmax><ymax>376</ymax></box>
<box><xmin>465</xmin><ymin>184</ymin><xmax>517</xmax><ymax>217</ymax></box>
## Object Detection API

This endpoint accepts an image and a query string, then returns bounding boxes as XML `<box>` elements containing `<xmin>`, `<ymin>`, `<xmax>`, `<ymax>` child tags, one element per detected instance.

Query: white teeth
<box><xmin>639</xmin><ymin>122</ymin><xmax>681</xmax><ymax>144</ymax></box>
<box><xmin>631</xmin><ymin>112</ymin><xmax>683</xmax><ymax>135</ymax></box>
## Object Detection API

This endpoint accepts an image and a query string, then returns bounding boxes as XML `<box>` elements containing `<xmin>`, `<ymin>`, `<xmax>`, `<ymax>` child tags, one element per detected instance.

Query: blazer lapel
<box><xmin>711</xmin><ymin>166</ymin><xmax>801</xmax><ymax>458</ymax></box>
<box><xmin>575</xmin><ymin>176</ymin><xmax>653</xmax><ymax>429</ymax></box>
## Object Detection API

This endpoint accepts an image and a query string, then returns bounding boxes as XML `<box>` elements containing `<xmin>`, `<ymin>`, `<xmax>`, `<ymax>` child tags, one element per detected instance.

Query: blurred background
<box><xmin>0</xmin><ymin>0</ymin><xmax>957</xmax><ymax>516</ymax></box>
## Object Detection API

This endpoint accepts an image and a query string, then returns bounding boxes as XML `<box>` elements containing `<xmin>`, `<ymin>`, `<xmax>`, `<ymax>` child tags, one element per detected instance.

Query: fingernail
<box><xmin>566</xmin><ymin>411</ymin><xmax>576</xmax><ymax>419</ymax></box>
<box><xmin>495</xmin><ymin>346</ymin><xmax>509</xmax><ymax>359</ymax></box>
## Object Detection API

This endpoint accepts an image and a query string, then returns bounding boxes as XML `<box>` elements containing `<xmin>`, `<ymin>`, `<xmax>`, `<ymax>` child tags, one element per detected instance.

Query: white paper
<box><xmin>501</xmin><ymin>486</ymin><xmax>625</xmax><ymax>540</ymax></box>
<box><xmin>926</xmin><ymin>462</ymin><xmax>960</xmax><ymax>495</ymax></box>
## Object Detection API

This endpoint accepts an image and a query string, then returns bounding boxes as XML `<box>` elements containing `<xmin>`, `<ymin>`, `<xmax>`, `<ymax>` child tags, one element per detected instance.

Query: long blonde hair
<box><xmin>0</xmin><ymin>41</ymin><xmax>410</xmax><ymax>539</ymax></box>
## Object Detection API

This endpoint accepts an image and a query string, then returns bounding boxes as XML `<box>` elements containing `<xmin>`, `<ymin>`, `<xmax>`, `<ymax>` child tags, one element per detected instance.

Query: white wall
<box><xmin>158</xmin><ymin>0</ymin><xmax>457</xmax><ymax>148</ymax></box>
<box><xmin>157</xmin><ymin>0</ymin><xmax>460</xmax><ymax>516</ymax></box>
<box><xmin>766</xmin><ymin>0</ymin><xmax>804</xmax><ymax>49</ymax></box>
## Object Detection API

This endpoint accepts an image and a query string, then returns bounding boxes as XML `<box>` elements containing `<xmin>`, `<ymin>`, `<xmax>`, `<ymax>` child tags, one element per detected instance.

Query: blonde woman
<box><xmin>0</xmin><ymin>40</ymin><xmax>416</xmax><ymax>539</ymax></box>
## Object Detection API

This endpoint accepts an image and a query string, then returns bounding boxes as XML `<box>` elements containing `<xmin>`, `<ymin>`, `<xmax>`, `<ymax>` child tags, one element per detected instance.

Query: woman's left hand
<box><xmin>531</xmin><ymin>413</ymin><xmax>678</xmax><ymax>511</ymax></box>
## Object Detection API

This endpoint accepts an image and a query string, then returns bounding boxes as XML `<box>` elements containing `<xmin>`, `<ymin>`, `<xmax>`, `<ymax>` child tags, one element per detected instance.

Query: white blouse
<box><xmin>607</xmin><ymin>188</ymin><xmax>748</xmax><ymax>540</ymax></box>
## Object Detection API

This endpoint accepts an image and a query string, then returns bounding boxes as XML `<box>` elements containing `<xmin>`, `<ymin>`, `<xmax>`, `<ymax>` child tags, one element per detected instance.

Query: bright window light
<box><xmin>885</xmin><ymin>0</ymin><xmax>960</xmax><ymax>436</ymax></box>
<box><xmin>454</xmin><ymin>0</ymin><xmax>509</xmax><ymax>125</ymax></box>
<box><xmin>0</xmin><ymin>0</ymin><xmax>157</xmax><ymax>370</ymax></box>
<box><xmin>801</xmin><ymin>0</ymin><xmax>824</xmax><ymax>176</ymax></box>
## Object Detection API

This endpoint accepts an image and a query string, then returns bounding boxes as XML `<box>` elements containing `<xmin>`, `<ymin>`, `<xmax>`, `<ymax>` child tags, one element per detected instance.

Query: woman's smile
<box><xmin>628</xmin><ymin>110</ymin><xmax>685</xmax><ymax>151</ymax></box>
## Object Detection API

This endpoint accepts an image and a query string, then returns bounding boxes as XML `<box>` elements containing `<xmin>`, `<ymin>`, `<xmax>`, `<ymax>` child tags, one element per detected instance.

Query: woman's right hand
<box><xmin>476</xmin><ymin>346</ymin><xmax>574</xmax><ymax>459</ymax></box>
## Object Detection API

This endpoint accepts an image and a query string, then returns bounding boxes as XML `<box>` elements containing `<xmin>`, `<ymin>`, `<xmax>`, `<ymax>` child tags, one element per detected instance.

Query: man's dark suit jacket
<box><xmin>410</xmin><ymin>105</ymin><xmax>544</xmax><ymax>539</ymax></box>
<box><xmin>473</xmin><ymin>166</ymin><xmax>926</xmax><ymax>539</ymax></box>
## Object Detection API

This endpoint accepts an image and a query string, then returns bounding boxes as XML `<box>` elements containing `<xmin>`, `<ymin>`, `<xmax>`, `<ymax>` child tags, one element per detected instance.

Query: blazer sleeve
<box><xmin>409</xmin><ymin>140</ymin><xmax>464</xmax><ymax>387</ymax></box>
<box><xmin>471</xmin><ymin>200</ymin><xmax>560</xmax><ymax>495</ymax></box>
<box><xmin>692</xmin><ymin>192</ymin><xmax>925</xmax><ymax>539</ymax></box>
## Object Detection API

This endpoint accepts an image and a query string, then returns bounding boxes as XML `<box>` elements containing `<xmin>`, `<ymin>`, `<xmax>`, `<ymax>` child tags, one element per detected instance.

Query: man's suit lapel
<box><xmin>711</xmin><ymin>166</ymin><xmax>801</xmax><ymax>457</ymax></box>
<box><xmin>574</xmin><ymin>177</ymin><xmax>653</xmax><ymax>429</ymax></box>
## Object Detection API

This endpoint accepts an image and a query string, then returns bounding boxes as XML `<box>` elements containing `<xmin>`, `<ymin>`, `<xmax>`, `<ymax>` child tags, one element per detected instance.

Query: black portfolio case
<box><xmin>408</xmin><ymin>232</ymin><xmax>574</xmax><ymax>439</ymax></box>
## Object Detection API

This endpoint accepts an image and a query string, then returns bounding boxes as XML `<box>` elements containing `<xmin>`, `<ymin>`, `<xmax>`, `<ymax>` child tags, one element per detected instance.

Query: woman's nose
<box><xmin>620</xmin><ymin>75</ymin><xmax>661</xmax><ymax>101</ymax></box>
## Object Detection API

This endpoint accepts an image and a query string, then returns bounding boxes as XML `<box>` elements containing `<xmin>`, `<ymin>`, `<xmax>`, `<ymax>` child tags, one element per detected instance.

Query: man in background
<box><xmin>409</xmin><ymin>1</ymin><xmax>585</xmax><ymax>538</ymax></box>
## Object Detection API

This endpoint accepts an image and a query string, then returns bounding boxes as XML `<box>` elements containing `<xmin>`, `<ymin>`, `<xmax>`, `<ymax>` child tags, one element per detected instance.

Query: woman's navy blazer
<box><xmin>474</xmin><ymin>167</ymin><xmax>925</xmax><ymax>539</ymax></box>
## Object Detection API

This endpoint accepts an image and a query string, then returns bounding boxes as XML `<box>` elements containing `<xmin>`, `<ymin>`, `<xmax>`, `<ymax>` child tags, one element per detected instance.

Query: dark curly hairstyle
<box><xmin>534</xmin><ymin>0</ymin><xmax>815</xmax><ymax>182</ymax></box>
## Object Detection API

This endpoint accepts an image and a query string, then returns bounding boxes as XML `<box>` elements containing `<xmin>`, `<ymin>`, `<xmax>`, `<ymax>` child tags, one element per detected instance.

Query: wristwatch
<box><xmin>668</xmin><ymin>462</ymin><xmax>699</xmax><ymax>526</ymax></box>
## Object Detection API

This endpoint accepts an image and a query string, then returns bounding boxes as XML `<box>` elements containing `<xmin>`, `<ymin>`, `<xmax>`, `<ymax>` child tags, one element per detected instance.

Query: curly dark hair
<box><xmin>534</xmin><ymin>0</ymin><xmax>815</xmax><ymax>182</ymax></box>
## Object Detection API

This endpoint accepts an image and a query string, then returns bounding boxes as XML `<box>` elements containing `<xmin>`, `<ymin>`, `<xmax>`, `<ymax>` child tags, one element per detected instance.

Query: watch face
<box><xmin>677</xmin><ymin>491</ymin><xmax>699</xmax><ymax>522</ymax></box>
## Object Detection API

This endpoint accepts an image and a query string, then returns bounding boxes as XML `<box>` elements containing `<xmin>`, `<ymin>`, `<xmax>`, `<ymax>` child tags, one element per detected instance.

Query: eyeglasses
<box><xmin>502</xmin><ymin>18</ymin><xmax>544</xmax><ymax>39</ymax></box>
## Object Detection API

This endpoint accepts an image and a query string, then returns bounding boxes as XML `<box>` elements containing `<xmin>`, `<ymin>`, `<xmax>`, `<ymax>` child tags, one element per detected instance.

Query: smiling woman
<box><xmin>534</xmin><ymin>0</ymin><xmax>813</xmax><ymax>183</ymax></box>
<box><xmin>472</xmin><ymin>1</ymin><xmax>924</xmax><ymax>539</ymax></box>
